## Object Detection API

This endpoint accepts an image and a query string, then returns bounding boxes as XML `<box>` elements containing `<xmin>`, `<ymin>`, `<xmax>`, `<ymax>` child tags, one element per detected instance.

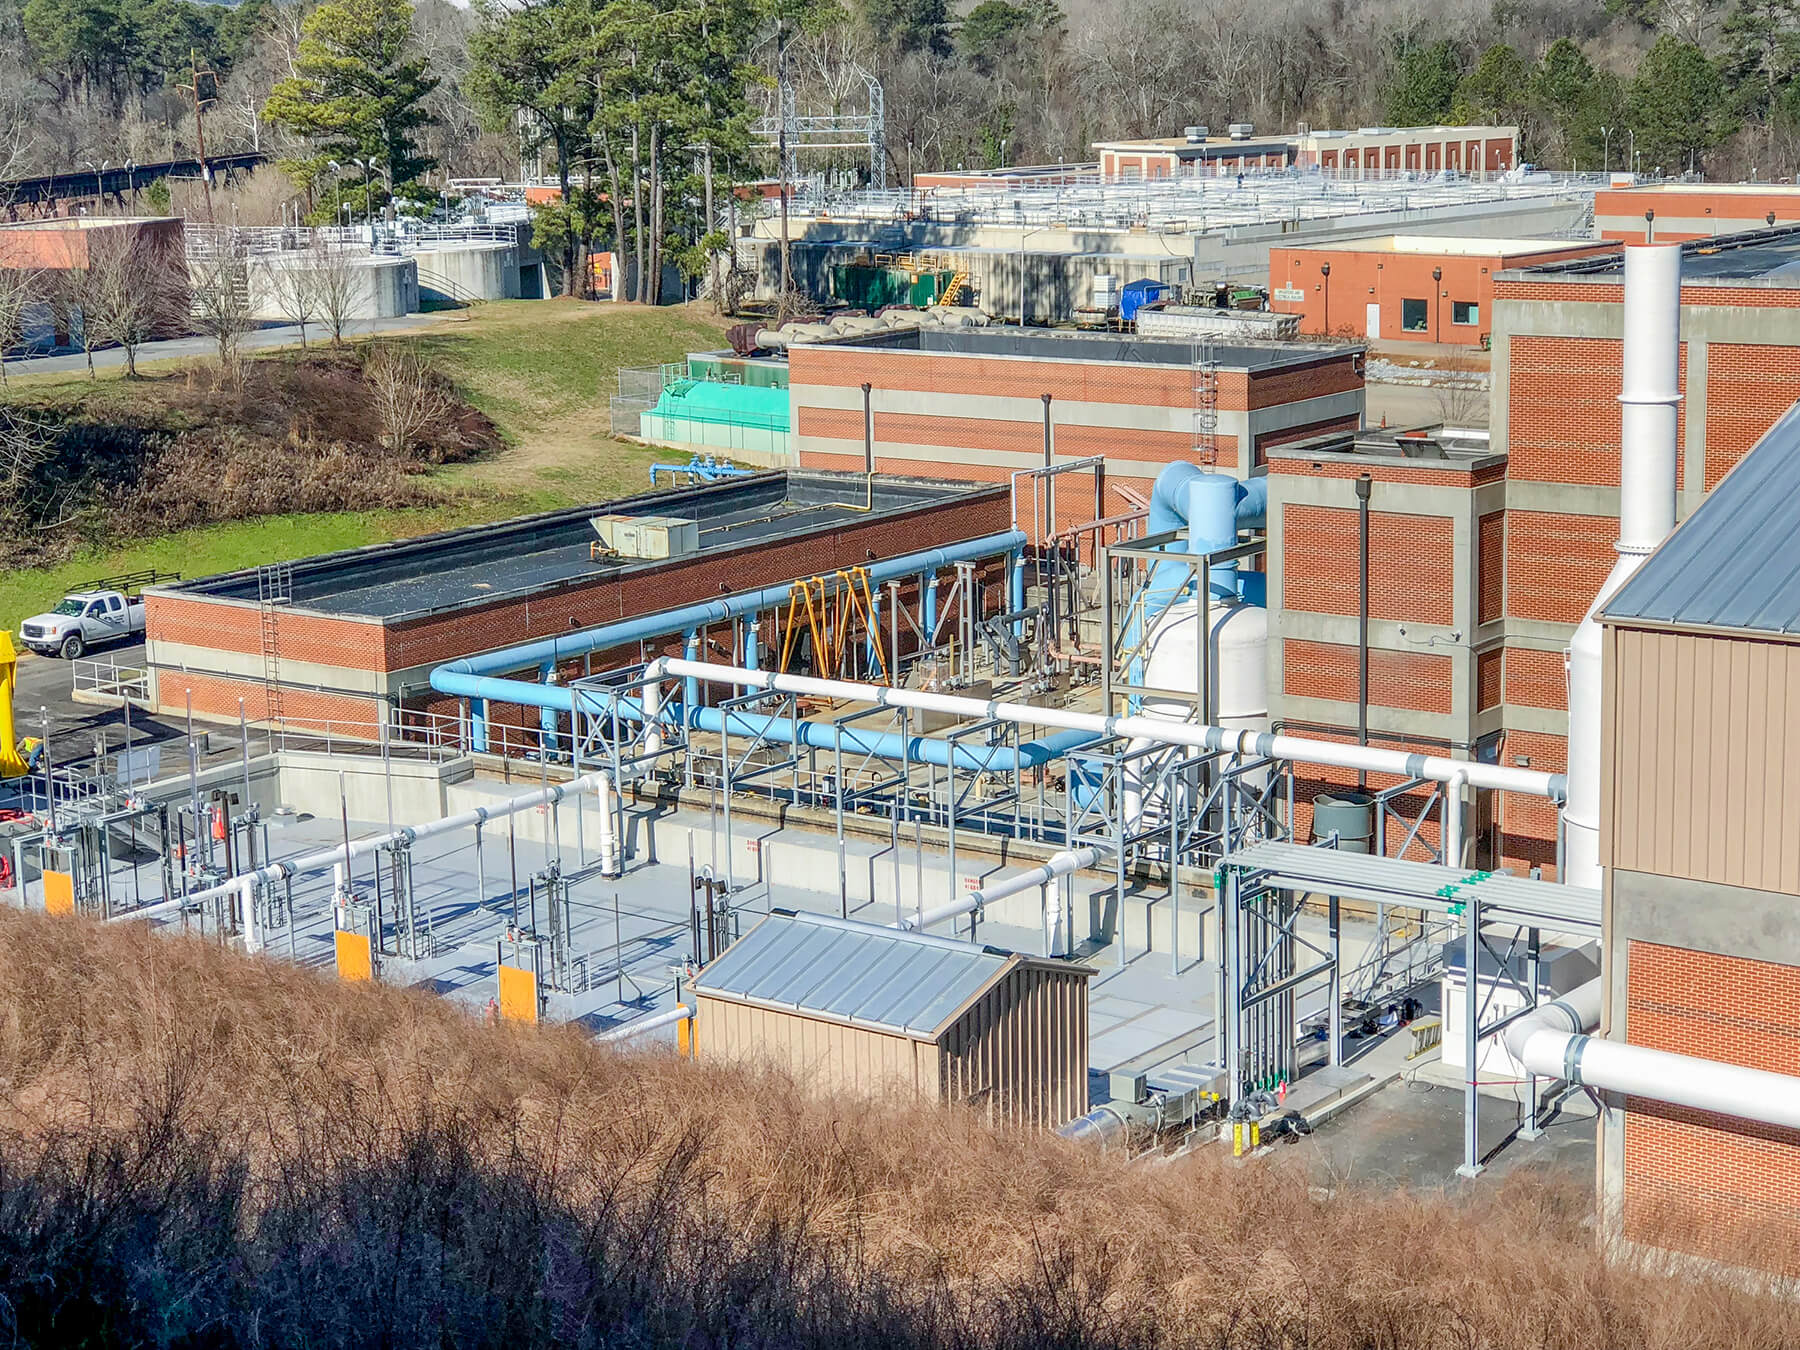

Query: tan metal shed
<box><xmin>692</xmin><ymin>910</ymin><xmax>1092</xmax><ymax>1129</ymax></box>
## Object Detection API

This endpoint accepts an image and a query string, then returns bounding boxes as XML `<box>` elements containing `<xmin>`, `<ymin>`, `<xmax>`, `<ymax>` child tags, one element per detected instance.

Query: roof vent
<box><xmin>1184</xmin><ymin>125</ymin><xmax>1209</xmax><ymax>144</ymax></box>
<box><xmin>1227</xmin><ymin>123</ymin><xmax>1255</xmax><ymax>140</ymax></box>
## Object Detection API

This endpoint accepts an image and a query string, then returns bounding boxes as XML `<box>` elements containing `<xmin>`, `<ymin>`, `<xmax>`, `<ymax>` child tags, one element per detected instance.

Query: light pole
<box><xmin>1629</xmin><ymin>128</ymin><xmax>1638</xmax><ymax>176</ymax></box>
<box><xmin>1432</xmin><ymin>265</ymin><xmax>1442</xmax><ymax>343</ymax></box>
<box><xmin>1320</xmin><ymin>261</ymin><xmax>1331</xmax><ymax>336</ymax></box>
<box><xmin>1600</xmin><ymin>126</ymin><xmax>1611</xmax><ymax>174</ymax></box>
<box><xmin>1645</xmin><ymin>208</ymin><xmax>1655</xmax><ymax>243</ymax></box>
<box><xmin>998</xmin><ymin>138</ymin><xmax>1007</xmax><ymax>170</ymax></box>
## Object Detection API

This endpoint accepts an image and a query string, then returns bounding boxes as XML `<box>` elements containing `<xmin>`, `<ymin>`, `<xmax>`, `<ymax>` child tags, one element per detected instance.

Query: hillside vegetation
<box><xmin>0</xmin><ymin>906</ymin><xmax>1793</xmax><ymax>1349</ymax></box>
<box><xmin>0</xmin><ymin>300</ymin><xmax>727</xmax><ymax>629</ymax></box>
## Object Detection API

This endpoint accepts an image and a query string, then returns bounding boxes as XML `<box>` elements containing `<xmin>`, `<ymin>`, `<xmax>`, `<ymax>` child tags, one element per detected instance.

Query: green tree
<box><xmin>263</xmin><ymin>0</ymin><xmax>440</xmax><ymax>218</ymax></box>
<box><xmin>861</xmin><ymin>0</ymin><xmax>950</xmax><ymax>56</ymax></box>
<box><xmin>21</xmin><ymin>0</ymin><xmax>131</xmax><ymax>103</ymax></box>
<box><xmin>1384</xmin><ymin>40</ymin><xmax>1464</xmax><ymax>127</ymax></box>
<box><xmin>1627</xmin><ymin>35</ymin><xmax>1729</xmax><ymax>172</ymax></box>
<box><xmin>1721</xmin><ymin>0</ymin><xmax>1800</xmax><ymax>118</ymax></box>
<box><xmin>1453</xmin><ymin>43</ymin><xmax>1533</xmax><ymax>127</ymax></box>
<box><xmin>468</xmin><ymin>0</ymin><xmax>597</xmax><ymax>295</ymax></box>
<box><xmin>1534</xmin><ymin>38</ymin><xmax>1623</xmax><ymax>169</ymax></box>
<box><xmin>959</xmin><ymin>0</ymin><xmax>1029</xmax><ymax>71</ymax></box>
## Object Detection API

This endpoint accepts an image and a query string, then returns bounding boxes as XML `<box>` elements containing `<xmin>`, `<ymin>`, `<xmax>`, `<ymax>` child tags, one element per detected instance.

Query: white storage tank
<box><xmin>1091</xmin><ymin>274</ymin><xmax>1120</xmax><ymax>311</ymax></box>
<box><xmin>1139</xmin><ymin>592</ymin><xmax>1269</xmax><ymax>735</ymax></box>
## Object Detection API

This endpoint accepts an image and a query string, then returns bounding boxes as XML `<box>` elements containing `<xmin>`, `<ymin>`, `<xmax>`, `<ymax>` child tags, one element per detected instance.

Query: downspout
<box><xmin>1564</xmin><ymin>244</ymin><xmax>1681</xmax><ymax>887</ymax></box>
<box><xmin>1354</xmin><ymin>472</ymin><xmax>1372</xmax><ymax>787</ymax></box>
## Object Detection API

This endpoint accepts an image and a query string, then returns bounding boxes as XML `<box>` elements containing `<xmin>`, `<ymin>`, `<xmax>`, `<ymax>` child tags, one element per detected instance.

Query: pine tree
<box><xmin>263</xmin><ymin>0</ymin><xmax>440</xmax><ymax>219</ymax></box>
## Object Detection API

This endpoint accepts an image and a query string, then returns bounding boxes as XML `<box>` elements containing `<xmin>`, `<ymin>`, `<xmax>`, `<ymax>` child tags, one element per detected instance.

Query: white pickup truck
<box><xmin>21</xmin><ymin>587</ymin><xmax>148</xmax><ymax>659</ymax></box>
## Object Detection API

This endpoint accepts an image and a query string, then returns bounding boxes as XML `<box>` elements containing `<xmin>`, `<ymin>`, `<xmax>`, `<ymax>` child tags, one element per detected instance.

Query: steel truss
<box><xmin>1215</xmin><ymin>842</ymin><xmax>1602</xmax><ymax>1176</ymax></box>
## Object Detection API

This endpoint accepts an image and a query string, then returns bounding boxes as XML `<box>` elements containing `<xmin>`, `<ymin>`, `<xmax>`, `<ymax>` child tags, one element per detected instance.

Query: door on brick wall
<box><xmin>1365</xmin><ymin>302</ymin><xmax>1380</xmax><ymax>339</ymax></box>
<box><xmin>1472</xmin><ymin>733</ymin><xmax>1502</xmax><ymax>870</ymax></box>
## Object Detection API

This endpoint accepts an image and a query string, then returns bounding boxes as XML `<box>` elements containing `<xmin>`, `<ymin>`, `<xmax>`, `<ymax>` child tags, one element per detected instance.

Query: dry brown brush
<box><xmin>0</xmin><ymin>908</ymin><xmax>1794</xmax><ymax>1350</ymax></box>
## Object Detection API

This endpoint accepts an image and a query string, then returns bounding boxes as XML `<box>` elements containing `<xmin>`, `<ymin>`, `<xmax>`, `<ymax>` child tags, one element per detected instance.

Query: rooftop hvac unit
<box><xmin>589</xmin><ymin>514</ymin><xmax>700</xmax><ymax>561</ymax></box>
<box><xmin>1227</xmin><ymin>123</ymin><xmax>1255</xmax><ymax>140</ymax></box>
<box><xmin>1183</xmin><ymin>125</ymin><xmax>1209</xmax><ymax>144</ymax></box>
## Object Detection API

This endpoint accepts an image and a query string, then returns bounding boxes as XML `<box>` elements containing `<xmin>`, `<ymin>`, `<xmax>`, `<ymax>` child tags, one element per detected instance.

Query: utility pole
<box><xmin>184</xmin><ymin>49</ymin><xmax>218</xmax><ymax>223</ymax></box>
<box><xmin>776</xmin><ymin>14</ymin><xmax>792</xmax><ymax>321</ymax></box>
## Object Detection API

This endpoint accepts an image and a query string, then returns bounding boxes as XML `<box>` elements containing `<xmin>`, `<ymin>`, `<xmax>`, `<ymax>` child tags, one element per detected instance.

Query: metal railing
<box><xmin>184</xmin><ymin>222</ymin><xmax>518</xmax><ymax>263</ymax></box>
<box><xmin>70</xmin><ymin>656</ymin><xmax>150</xmax><ymax>704</ymax></box>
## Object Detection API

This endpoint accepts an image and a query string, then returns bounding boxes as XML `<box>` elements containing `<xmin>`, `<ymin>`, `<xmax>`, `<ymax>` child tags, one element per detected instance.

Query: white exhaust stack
<box><xmin>1564</xmin><ymin>244</ymin><xmax>1682</xmax><ymax>888</ymax></box>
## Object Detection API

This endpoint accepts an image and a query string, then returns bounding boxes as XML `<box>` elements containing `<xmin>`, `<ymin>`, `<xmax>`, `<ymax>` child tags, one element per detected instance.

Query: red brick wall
<box><xmin>1505</xmin><ymin>510</ymin><xmax>1616</xmax><ymax>626</ymax></box>
<box><xmin>1504</xmin><ymin>646</ymin><xmax>1567</xmax><ymax>710</ymax></box>
<box><xmin>1622</xmin><ymin>941</ymin><xmax>1800</xmax><ymax>1272</ymax></box>
<box><xmin>1703</xmin><ymin>343</ymin><xmax>1800</xmax><ymax>489</ymax></box>
<box><xmin>1282</xmin><ymin>639</ymin><xmax>1453</xmax><ymax>714</ymax></box>
<box><xmin>148</xmin><ymin>596</ymin><xmax>383</xmax><ymax>670</ymax></box>
<box><xmin>1282</xmin><ymin>506</ymin><xmax>1455</xmax><ymax>625</ymax></box>
<box><xmin>157</xmin><ymin>668</ymin><xmax>382</xmax><ymax>728</ymax></box>
<box><xmin>1476</xmin><ymin>648</ymin><xmax>1502</xmax><ymax>710</ymax></box>
<box><xmin>794</xmin><ymin>406</ymin><xmax>1216</xmax><ymax>468</ymax></box>
<box><xmin>1507</xmin><ymin>336</ymin><xmax>1686</xmax><ymax>486</ymax></box>
<box><xmin>1477</xmin><ymin>511</ymin><xmax>1504</xmax><ymax>625</ymax></box>
<box><xmin>1496</xmin><ymin>728</ymin><xmax>1564</xmax><ymax>876</ymax></box>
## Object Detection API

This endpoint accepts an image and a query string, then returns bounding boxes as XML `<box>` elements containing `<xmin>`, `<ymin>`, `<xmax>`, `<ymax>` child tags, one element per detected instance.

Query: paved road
<box><xmin>7</xmin><ymin>312</ymin><xmax>455</xmax><ymax>378</ymax></box>
<box><xmin>11</xmin><ymin>642</ymin><xmax>189</xmax><ymax>764</ymax></box>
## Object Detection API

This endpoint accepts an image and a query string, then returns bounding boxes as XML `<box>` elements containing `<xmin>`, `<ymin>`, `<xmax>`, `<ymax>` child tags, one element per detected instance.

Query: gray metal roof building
<box><xmin>1604</xmin><ymin>401</ymin><xmax>1800</xmax><ymax>636</ymax></box>
<box><xmin>693</xmin><ymin>910</ymin><xmax>1093</xmax><ymax>1128</ymax></box>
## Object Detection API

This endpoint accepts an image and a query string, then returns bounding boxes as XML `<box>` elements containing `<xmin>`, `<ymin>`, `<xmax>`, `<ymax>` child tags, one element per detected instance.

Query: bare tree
<box><xmin>364</xmin><ymin>344</ymin><xmax>451</xmax><ymax>456</ymax></box>
<box><xmin>189</xmin><ymin>252</ymin><xmax>256</xmax><ymax>389</ymax></box>
<box><xmin>0</xmin><ymin>265</ymin><xmax>42</xmax><ymax>387</ymax></box>
<box><xmin>311</xmin><ymin>240</ymin><xmax>364</xmax><ymax>347</ymax></box>
<box><xmin>265</xmin><ymin>245</ymin><xmax>321</xmax><ymax>348</ymax></box>
<box><xmin>80</xmin><ymin>226</ymin><xmax>188</xmax><ymax>378</ymax></box>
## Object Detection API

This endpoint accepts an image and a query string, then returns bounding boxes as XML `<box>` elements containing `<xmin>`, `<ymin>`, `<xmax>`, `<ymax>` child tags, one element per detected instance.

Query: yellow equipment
<box><xmin>0</xmin><ymin>630</ymin><xmax>43</xmax><ymax>781</ymax></box>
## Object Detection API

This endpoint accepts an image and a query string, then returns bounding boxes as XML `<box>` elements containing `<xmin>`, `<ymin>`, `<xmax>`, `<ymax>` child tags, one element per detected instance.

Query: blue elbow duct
<box><xmin>1118</xmin><ymin>465</ymin><xmax>1268</xmax><ymax>683</ymax></box>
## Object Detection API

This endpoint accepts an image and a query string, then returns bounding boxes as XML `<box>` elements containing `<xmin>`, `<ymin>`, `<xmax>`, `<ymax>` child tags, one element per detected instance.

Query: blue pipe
<box><xmin>1010</xmin><ymin>549</ymin><xmax>1026</xmax><ymax>637</ymax></box>
<box><xmin>436</xmin><ymin>529</ymin><xmax>1031</xmax><ymax>748</ymax></box>
<box><xmin>571</xmin><ymin>687</ymin><xmax>1093</xmax><ymax>773</ymax></box>
<box><xmin>744</xmin><ymin>613</ymin><xmax>760</xmax><ymax>671</ymax></box>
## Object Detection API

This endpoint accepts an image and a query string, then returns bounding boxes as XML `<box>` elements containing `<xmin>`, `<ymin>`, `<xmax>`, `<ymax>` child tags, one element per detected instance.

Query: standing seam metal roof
<box><xmin>1604</xmin><ymin>400</ymin><xmax>1800</xmax><ymax>636</ymax></box>
<box><xmin>693</xmin><ymin>910</ymin><xmax>1061</xmax><ymax>1039</ymax></box>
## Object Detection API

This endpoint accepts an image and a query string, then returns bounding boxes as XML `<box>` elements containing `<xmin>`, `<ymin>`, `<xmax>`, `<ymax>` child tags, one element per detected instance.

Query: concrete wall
<box><xmin>413</xmin><ymin>242</ymin><xmax>528</xmax><ymax>303</ymax></box>
<box><xmin>243</xmin><ymin>252</ymin><xmax>418</xmax><ymax>321</ymax></box>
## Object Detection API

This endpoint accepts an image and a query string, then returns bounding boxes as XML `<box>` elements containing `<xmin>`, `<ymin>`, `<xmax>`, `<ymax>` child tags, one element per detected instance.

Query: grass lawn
<box><xmin>0</xmin><ymin>299</ymin><xmax>732</xmax><ymax>630</ymax></box>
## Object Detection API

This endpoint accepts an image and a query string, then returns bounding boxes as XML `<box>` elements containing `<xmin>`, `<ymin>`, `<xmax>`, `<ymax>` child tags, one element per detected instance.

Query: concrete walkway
<box><xmin>5</xmin><ymin>312</ymin><xmax>458</xmax><ymax>378</ymax></box>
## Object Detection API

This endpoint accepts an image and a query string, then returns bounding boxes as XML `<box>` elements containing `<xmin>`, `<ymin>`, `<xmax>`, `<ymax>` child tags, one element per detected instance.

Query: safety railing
<box><xmin>70</xmin><ymin>656</ymin><xmax>150</xmax><ymax>704</ymax></box>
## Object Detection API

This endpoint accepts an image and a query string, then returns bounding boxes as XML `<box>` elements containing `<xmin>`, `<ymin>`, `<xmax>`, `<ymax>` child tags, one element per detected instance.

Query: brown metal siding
<box><xmin>695</xmin><ymin>995</ymin><xmax>935</xmax><ymax>1101</ymax></box>
<box><xmin>937</xmin><ymin>964</ymin><xmax>1089</xmax><ymax>1130</ymax></box>
<box><xmin>1604</xmin><ymin>625</ymin><xmax>1800</xmax><ymax>892</ymax></box>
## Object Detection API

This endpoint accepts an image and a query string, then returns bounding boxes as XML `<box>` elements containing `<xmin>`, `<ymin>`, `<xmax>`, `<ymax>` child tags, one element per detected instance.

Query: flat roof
<box><xmin>1280</xmin><ymin>234</ymin><xmax>1594</xmax><ymax>257</ymax></box>
<box><xmin>1598</xmin><ymin>182</ymin><xmax>1800</xmax><ymax>198</ymax></box>
<box><xmin>1266</xmin><ymin>425</ymin><xmax>1504</xmax><ymax>471</ymax></box>
<box><xmin>1095</xmin><ymin>126</ymin><xmax>1515</xmax><ymax>152</ymax></box>
<box><xmin>851</xmin><ymin>324</ymin><xmax>1355</xmax><ymax>372</ymax></box>
<box><xmin>1503</xmin><ymin>226</ymin><xmax>1800</xmax><ymax>284</ymax></box>
<box><xmin>158</xmin><ymin>471</ymin><xmax>995</xmax><ymax>622</ymax></box>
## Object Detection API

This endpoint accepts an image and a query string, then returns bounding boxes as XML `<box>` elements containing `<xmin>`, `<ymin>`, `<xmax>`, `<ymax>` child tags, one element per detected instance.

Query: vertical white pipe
<box><xmin>1564</xmin><ymin>244</ymin><xmax>1682</xmax><ymax>888</ymax></box>
<box><xmin>596</xmin><ymin>771</ymin><xmax>621</xmax><ymax>877</ymax></box>
<box><xmin>239</xmin><ymin>877</ymin><xmax>261</xmax><ymax>954</ymax></box>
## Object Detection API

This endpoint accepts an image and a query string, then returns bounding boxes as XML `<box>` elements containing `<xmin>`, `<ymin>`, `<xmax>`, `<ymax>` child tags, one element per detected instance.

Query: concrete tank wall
<box><xmin>241</xmin><ymin>253</ymin><xmax>418</xmax><ymax>321</ymax></box>
<box><xmin>413</xmin><ymin>242</ymin><xmax>522</xmax><ymax>303</ymax></box>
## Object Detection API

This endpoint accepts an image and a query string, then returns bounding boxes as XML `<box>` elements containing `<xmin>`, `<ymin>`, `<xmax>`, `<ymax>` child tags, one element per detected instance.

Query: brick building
<box><xmin>142</xmin><ymin>472</ymin><xmax>1009</xmax><ymax>731</ymax></box>
<box><xmin>1597</xmin><ymin>404</ymin><xmax>1800</xmax><ymax>1276</ymax></box>
<box><xmin>787</xmin><ymin>328</ymin><xmax>1366</xmax><ymax>520</ymax></box>
<box><xmin>1093</xmin><ymin>125</ymin><xmax>1517</xmax><ymax>181</ymax></box>
<box><xmin>1262</xmin><ymin>425</ymin><xmax>1517</xmax><ymax>866</ymax></box>
<box><xmin>1268</xmin><ymin>235</ymin><xmax>1609</xmax><ymax>346</ymax></box>
<box><xmin>1595</xmin><ymin>183</ymin><xmax>1800</xmax><ymax>243</ymax></box>
<box><xmin>1481</xmin><ymin>230</ymin><xmax>1800</xmax><ymax>870</ymax></box>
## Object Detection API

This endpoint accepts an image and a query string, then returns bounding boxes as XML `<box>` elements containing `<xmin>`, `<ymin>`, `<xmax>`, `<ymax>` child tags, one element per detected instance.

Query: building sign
<box><xmin>1273</xmin><ymin>286</ymin><xmax>1305</xmax><ymax>303</ymax></box>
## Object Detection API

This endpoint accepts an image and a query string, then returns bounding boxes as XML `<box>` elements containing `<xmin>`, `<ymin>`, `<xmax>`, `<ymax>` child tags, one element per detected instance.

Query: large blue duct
<box><xmin>428</xmin><ymin>527</ymin><xmax>1098</xmax><ymax>769</ymax></box>
<box><xmin>1118</xmin><ymin>464</ymin><xmax>1268</xmax><ymax>678</ymax></box>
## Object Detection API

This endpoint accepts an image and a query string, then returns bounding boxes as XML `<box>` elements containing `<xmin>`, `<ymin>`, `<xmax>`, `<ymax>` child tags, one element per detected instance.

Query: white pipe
<box><xmin>1518</xmin><ymin>1030</ymin><xmax>1800</xmax><ymax>1132</ymax></box>
<box><xmin>239</xmin><ymin>876</ymin><xmax>261</xmax><ymax>955</ymax></box>
<box><xmin>897</xmin><ymin>846</ymin><xmax>1103</xmax><ymax>931</ymax></box>
<box><xmin>1500</xmin><ymin>975</ymin><xmax>1603</xmax><ymax>1063</ymax></box>
<box><xmin>1443</xmin><ymin>768</ymin><xmax>1467</xmax><ymax>870</ymax></box>
<box><xmin>1502</xmin><ymin>977</ymin><xmax>1800</xmax><ymax>1136</ymax></box>
<box><xmin>1565</xmin><ymin>243</ymin><xmax>1683</xmax><ymax>888</ymax></box>
<box><xmin>596</xmin><ymin>772</ymin><xmax>621</xmax><ymax>877</ymax></box>
<box><xmin>594</xmin><ymin>1003</ymin><xmax>692</xmax><ymax>1044</ymax></box>
<box><xmin>649</xmin><ymin>658</ymin><xmax>1562</xmax><ymax>800</ymax></box>
<box><xmin>115</xmin><ymin>771</ymin><xmax>615</xmax><ymax>924</ymax></box>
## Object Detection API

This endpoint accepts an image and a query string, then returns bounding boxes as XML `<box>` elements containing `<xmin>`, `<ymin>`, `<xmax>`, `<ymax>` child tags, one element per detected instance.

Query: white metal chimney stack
<box><xmin>1564</xmin><ymin>243</ymin><xmax>1683</xmax><ymax>888</ymax></box>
